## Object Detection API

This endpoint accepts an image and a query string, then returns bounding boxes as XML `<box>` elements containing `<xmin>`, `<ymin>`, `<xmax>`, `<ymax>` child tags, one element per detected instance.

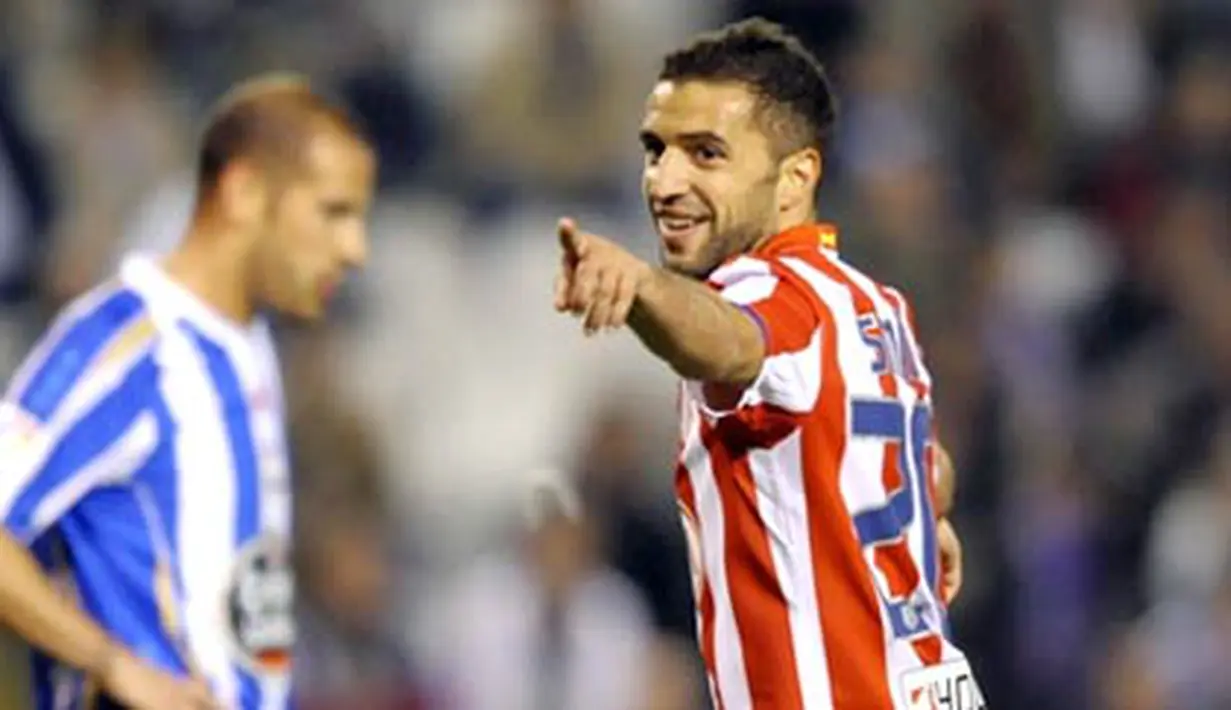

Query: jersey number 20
<box><xmin>849</xmin><ymin>396</ymin><xmax>946</xmax><ymax>657</ymax></box>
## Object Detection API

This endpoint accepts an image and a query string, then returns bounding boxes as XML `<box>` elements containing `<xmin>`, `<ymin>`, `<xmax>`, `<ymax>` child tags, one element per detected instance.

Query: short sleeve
<box><xmin>0</xmin><ymin>315</ymin><xmax>160</xmax><ymax>543</ymax></box>
<box><xmin>687</xmin><ymin>256</ymin><xmax>824</xmax><ymax>416</ymax></box>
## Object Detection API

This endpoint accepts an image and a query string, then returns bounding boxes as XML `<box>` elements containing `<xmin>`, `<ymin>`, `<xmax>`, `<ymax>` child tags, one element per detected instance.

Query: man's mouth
<box><xmin>318</xmin><ymin>276</ymin><xmax>340</xmax><ymax>301</ymax></box>
<box><xmin>655</xmin><ymin>214</ymin><xmax>709</xmax><ymax>247</ymax></box>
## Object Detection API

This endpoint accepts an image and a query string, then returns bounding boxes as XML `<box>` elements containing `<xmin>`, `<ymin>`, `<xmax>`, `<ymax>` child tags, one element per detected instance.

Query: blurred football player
<box><xmin>0</xmin><ymin>74</ymin><xmax>374</xmax><ymax>709</ymax></box>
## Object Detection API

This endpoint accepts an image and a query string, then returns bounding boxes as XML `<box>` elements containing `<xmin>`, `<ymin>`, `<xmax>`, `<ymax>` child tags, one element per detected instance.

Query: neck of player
<box><xmin>162</xmin><ymin>220</ymin><xmax>258</xmax><ymax>325</ymax></box>
<box><xmin>754</xmin><ymin>209</ymin><xmax>816</xmax><ymax>252</ymax></box>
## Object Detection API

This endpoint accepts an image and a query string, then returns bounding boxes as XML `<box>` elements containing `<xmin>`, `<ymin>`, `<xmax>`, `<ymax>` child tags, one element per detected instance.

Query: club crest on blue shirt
<box><xmin>223</xmin><ymin>532</ymin><xmax>294</xmax><ymax>676</ymax></box>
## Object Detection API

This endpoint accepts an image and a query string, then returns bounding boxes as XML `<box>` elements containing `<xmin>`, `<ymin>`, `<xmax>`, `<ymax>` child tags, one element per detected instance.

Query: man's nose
<box><xmin>340</xmin><ymin>226</ymin><xmax>368</xmax><ymax>269</ymax></box>
<box><xmin>645</xmin><ymin>149</ymin><xmax>691</xmax><ymax>203</ymax></box>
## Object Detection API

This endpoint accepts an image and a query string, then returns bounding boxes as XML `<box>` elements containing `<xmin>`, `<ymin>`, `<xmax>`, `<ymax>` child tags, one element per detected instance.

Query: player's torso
<box><xmin>675</xmin><ymin>252</ymin><xmax>979</xmax><ymax>709</ymax></box>
<box><xmin>150</xmin><ymin>314</ymin><xmax>294</xmax><ymax>709</ymax></box>
<box><xmin>37</xmin><ymin>279</ymin><xmax>294</xmax><ymax>710</ymax></box>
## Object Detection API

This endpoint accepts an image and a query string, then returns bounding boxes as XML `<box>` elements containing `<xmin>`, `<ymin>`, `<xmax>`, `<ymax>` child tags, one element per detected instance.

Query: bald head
<box><xmin>196</xmin><ymin>74</ymin><xmax>368</xmax><ymax>201</ymax></box>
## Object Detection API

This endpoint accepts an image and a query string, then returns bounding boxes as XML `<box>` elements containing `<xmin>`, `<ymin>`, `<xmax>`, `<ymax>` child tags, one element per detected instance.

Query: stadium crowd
<box><xmin>0</xmin><ymin>0</ymin><xmax>1227</xmax><ymax>708</ymax></box>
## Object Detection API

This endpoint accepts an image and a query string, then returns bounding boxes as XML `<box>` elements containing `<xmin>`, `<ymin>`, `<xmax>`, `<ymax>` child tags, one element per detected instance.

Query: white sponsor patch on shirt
<box><xmin>900</xmin><ymin>660</ymin><xmax>987</xmax><ymax>710</ymax></box>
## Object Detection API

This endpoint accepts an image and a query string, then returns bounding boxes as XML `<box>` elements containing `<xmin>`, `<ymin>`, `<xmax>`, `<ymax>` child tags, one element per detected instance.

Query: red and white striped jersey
<box><xmin>675</xmin><ymin>224</ymin><xmax>983</xmax><ymax>710</ymax></box>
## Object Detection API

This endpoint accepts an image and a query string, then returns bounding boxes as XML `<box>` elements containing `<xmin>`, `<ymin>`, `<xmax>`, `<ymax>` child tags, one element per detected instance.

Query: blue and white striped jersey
<box><xmin>0</xmin><ymin>254</ymin><xmax>294</xmax><ymax>710</ymax></box>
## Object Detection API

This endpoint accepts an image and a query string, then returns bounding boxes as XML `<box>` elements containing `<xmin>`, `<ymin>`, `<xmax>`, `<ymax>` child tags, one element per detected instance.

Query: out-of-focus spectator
<box><xmin>1106</xmin><ymin>559</ymin><xmax>1231</xmax><ymax>710</ymax></box>
<box><xmin>287</xmin><ymin>326</ymin><xmax>428</xmax><ymax>708</ymax></box>
<box><xmin>36</xmin><ymin>29</ymin><xmax>188</xmax><ymax>308</ymax></box>
<box><xmin>452</xmin><ymin>0</ymin><xmax>645</xmax><ymax>213</ymax></box>
<box><xmin>421</xmin><ymin>471</ymin><xmax>694</xmax><ymax>710</ymax></box>
<box><xmin>0</xmin><ymin>69</ymin><xmax>54</xmax><ymax>307</ymax></box>
<box><xmin>1147</xmin><ymin>419</ymin><xmax>1231</xmax><ymax>606</ymax></box>
<box><xmin>836</xmin><ymin>41</ymin><xmax>979</xmax><ymax>349</ymax></box>
<box><xmin>283</xmin><ymin>326</ymin><xmax>389</xmax><ymax>513</ymax></box>
<box><xmin>0</xmin><ymin>64</ymin><xmax>56</xmax><ymax>384</ymax></box>
<box><xmin>1055</xmin><ymin>0</ymin><xmax>1154</xmax><ymax>146</ymax></box>
<box><xmin>572</xmin><ymin>397</ymin><xmax>697</xmax><ymax>649</ymax></box>
<box><xmin>1099</xmin><ymin>624</ymin><xmax>1163</xmax><ymax>710</ymax></box>
<box><xmin>726</xmin><ymin>0</ymin><xmax>863</xmax><ymax>68</ymax></box>
<box><xmin>1004</xmin><ymin>448</ymin><xmax>1101</xmax><ymax>709</ymax></box>
<box><xmin>296</xmin><ymin>503</ymin><xmax>426</xmax><ymax>710</ymax></box>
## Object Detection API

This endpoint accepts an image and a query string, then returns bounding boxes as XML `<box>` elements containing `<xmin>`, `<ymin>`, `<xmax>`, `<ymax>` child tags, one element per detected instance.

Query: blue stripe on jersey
<box><xmin>134</xmin><ymin>393</ymin><xmax>189</xmax><ymax>655</ymax></box>
<box><xmin>911</xmin><ymin>404</ymin><xmax>940</xmax><ymax>617</ymax></box>
<box><xmin>17</xmin><ymin>289</ymin><xmax>145</xmax><ymax>422</ymax></box>
<box><xmin>60</xmin><ymin>486</ymin><xmax>189</xmax><ymax>675</ymax></box>
<box><xmin>850</xmin><ymin>401</ymin><xmax>913</xmax><ymax>546</ymax></box>
<box><xmin>4</xmin><ymin>355</ymin><xmax>158</xmax><ymax>541</ymax></box>
<box><xmin>184</xmin><ymin>324</ymin><xmax>264</xmax><ymax>709</ymax></box>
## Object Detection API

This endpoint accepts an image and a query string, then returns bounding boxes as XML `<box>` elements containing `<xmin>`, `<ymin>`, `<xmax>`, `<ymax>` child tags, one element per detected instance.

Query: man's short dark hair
<box><xmin>659</xmin><ymin>18</ymin><xmax>837</xmax><ymax>156</ymax></box>
<box><xmin>196</xmin><ymin>74</ymin><xmax>366</xmax><ymax>198</ymax></box>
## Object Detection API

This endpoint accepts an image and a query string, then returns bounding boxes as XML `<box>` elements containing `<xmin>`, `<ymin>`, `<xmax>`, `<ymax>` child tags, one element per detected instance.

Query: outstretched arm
<box><xmin>554</xmin><ymin>219</ymin><xmax>824</xmax><ymax>419</ymax></box>
<box><xmin>554</xmin><ymin>218</ymin><xmax>764</xmax><ymax>383</ymax></box>
<box><xmin>627</xmin><ymin>267</ymin><xmax>764</xmax><ymax>384</ymax></box>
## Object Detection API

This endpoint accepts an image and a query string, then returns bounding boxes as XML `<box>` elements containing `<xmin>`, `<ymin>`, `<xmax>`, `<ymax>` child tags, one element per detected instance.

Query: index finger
<box><xmin>558</xmin><ymin>218</ymin><xmax>587</xmax><ymax>259</ymax></box>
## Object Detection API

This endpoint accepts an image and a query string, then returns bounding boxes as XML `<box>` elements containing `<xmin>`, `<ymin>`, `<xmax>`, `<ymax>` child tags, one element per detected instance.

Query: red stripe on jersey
<box><xmin>791</xmin><ymin>270</ymin><xmax>895</xmax><ymax>709</ymax></box>
<box><xmin>881</xmin><ymin>439</ymin><xmax>905</xmax><ymax>515</ymax></box>
<box><xmin>744</xmin><ymin>265</ymin><xmax>823</xmax><ymax>356</ymax></box>
<box><xmin>675</xmin><ymin>463</ymin><xmax>724</xmax><ymax>709</ymax></box>
<box><xmin>912</xmin><ymin>635</ymin><xmax>944</xmax><ymax>666</ymax></box>
<box><xmin>712</xmin><ymin>401</ymin><xmax>799</xmax><ymax>453</ymax></box>
<box><xmin>873</xmin><ymin>541</ymin><xmax>919</xmax><ymax>598</ymax></box>
<box><xmin>701</xmin><ymin>420</ymin><xmax>805</xmax><ymax>709</ymax></box>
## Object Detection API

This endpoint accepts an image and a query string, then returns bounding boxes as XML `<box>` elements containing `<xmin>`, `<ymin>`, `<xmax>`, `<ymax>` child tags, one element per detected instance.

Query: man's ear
<box><xmin>777</xmin><ymin>147</ymin><xmax>822</xmax><ymax>212</ymax></box>
<box><xmin>216</xmin><ymin>160</ymin><xmax>269</xmax><ymax>225</ymax></box>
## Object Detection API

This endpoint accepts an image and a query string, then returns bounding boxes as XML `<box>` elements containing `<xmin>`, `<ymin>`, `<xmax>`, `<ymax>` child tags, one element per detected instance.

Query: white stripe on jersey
<box><xmin>681</xmin><ymin>420</ymin><xmax>755</xmax><ymax>709</ymax></box>
<box><xmin>748</xmin><ymin>432</ymin><xmax>834</xmax><ymax>709</ymax></box>
<box><xmin>160</xmin><ymin>332</ymin><xmax>242</xmax><ymax>706</ymax></box>
<box><xmin>26</xmin><ymin>412</ymin><xmax>158</xmax><ymax>536</ymax></box>
<box><xmin>780</xmin><ymin>257</ymin><xmax>895</xmax><ymax>515</ymax></box>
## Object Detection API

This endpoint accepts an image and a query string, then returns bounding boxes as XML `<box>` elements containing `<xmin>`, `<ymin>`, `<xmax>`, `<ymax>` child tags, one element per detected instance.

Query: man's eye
<box><xmin>322</xmin><ymin>202</ymin><xmax>354</xmax><ymax>219</ymax></box>
<box><xmin>642</xmin><ymin>140</ymin><xmax>665</xmax><ymax>164</ymax></box>
<box><xmin>694</xmin><ymin>145</ymin><xmax>723</xmax><ymax>162</ymax></box>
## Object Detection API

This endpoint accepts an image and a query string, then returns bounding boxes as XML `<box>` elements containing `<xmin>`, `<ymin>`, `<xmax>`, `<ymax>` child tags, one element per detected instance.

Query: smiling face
<box><xmin>640</xmin><ymin>80</ymin><xmax>787</xmax><ymax>278</ymax></box>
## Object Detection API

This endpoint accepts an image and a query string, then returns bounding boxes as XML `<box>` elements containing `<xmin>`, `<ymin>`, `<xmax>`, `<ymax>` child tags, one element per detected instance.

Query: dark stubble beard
<box><xmin>662</xmin><ymin>197</ymin><xmax>778</xmax><ymax>280</ymax></box>
<box><xmin>659</xmin><ymin>170</ymin><xmax>780</xmax><ymax>279</ymax></box>
<box><xmin>669</xmin><ymin>222</ymin><xmax>764</xmax><ymax>280</ymax></box>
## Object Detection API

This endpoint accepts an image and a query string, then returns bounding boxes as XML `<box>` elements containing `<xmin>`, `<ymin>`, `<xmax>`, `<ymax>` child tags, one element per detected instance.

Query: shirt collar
<box><xmin>121</xmin><ymin>253</ymin><xmax>261</xmax><ymax>352</ymax></box>
<box><xmin>752</xmin><ymin>223</ymin><xmax>840</xmax><ymax>259</ymax></box>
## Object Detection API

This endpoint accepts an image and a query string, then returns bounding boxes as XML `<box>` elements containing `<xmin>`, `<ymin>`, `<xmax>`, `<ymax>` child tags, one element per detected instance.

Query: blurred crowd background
<box><xmin>0</xmin><ymin>0</ymin><xmax>1228</xmax><ymax>708</ymax></box>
